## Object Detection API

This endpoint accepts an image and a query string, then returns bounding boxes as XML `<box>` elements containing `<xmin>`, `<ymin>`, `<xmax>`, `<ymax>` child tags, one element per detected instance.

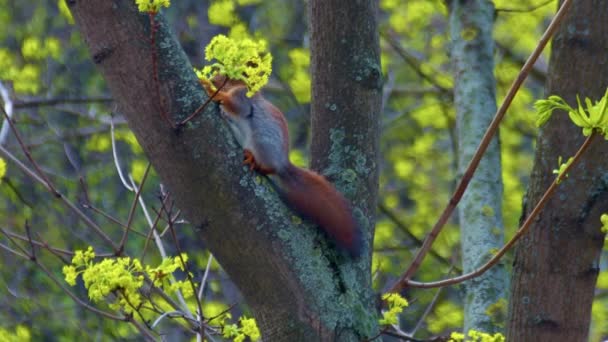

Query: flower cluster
<box><xmin>379</xmin><ymin>292</ymin><xmax>409</xmax><ymax>326</ymax></box>
<box><xmin>62</xmin><ymin>247</ymin><xmax>193</xmax><ymax>314</ymax></box>
<box><xmin>195</xmin><ymin>35</ymin><xmax>272</xmax><ymax>96</ymax></box>
<box><xmin>135</xmin><ymin>0</ymin><xmax>170</xmax><ymax>13</ymax></box>
<box><xmin>601</xmin><ymin>214</ymin><xmax>608</xmax><ymax>234</ymax></box>
<box><xmin>0</xmin><ymin>157</ymin><xmax>6</xmax><ymax>183</ymax></box>
<box><xmin>222</xmin><ymin>316</ymin><xmax>261</xmax><ymax>342</ymax></box>
<box><xmin>63</xmin><ymin>247</ymin><xmax>145</xmax><ymax>313</ymax></box>
<box><xmin>146</xmin><ymin>253</ymin><xmax>194</xmax><ymax>298</ymax></box>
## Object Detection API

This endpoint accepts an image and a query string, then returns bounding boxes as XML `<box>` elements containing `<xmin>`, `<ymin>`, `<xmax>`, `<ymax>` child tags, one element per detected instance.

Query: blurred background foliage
<box><xmin>0</xmin><ymin>0</ymin><xmax>606</xmax><ymax>341</ymax></box>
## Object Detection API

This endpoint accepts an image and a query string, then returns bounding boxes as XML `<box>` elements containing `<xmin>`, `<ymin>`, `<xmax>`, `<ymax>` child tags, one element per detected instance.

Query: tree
<box><xmin>68</xmin><ymin>0</ymin><xmax>381</xmax><ymax>340</ymax></box>
<box><xmin>449</xmin><ymin>0</ymin><xmax>508</xmax><ymax>334</ymax></box>
<box><xmin>508</xmin><ymin>1</ymin><xmax>608</xmax><ymax>340</ymax></box>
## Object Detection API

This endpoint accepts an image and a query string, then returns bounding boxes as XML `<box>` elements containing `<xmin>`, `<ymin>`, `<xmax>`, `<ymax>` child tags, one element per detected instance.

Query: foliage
<box><xmin>135</xmin><ymin>0</ymin><xmax>170</xmax><ymax>13</ymax></box>
<box><xmin>0</xmin><ymin>325</ymin><xmax>31</xmax><ymax>342</ymax></box>
<box><xmin>449</xmin><ymin>329</ymin><xmax>505</xmax><ymax>342</ymax></box>
<box><xmin>551</xmin><ymin>156</ymin><xmax>573</xmax><ymax>184</ymax></box>
<box><xmin>0</xmin><ymin>157</ymin><xmax>5</xmax><ymax>182</ymax></box>
<box><xmin>221</xmin><ymin>316</ymin><xmax>261</xmax><ymax>342</ymax></box>
<box><xmin>195</xmin><ymin>34</ymin><xmax>272</xmax><ymax>96</ymax></box>
<box><xmin>535</xmin><ymin>88</ymin><xmax>608</xmax><ymax>138</ymax></box>
<box><xmin>601</xmin><ymin>214</ymin><xmax>608</xmax><ymax>234</ymax></box>
<box><xmin>379</xmin><ymin>292</ymin><xmax>409</xmax><ymax>325</ymax></box>
<box><xmin>63</xmin><ymin>247</ymin><xmax>192</xmax><ymax>315</ymax></box>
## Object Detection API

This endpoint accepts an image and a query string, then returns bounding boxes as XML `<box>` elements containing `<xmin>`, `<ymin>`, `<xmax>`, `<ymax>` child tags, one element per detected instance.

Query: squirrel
<box><xmin>200</xmin><ymin>75</ymin><xmax>362</xmax><ymax>258</ymax></box>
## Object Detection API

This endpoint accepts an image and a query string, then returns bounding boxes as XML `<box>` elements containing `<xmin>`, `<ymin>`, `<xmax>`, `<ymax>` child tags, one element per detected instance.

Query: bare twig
<box><xmin>1</xmin><ymin>100</ymin><xmax>59</xmax><ymax>194</ymax></box>
<box><xmin>0</xmin><ymin>145</ymin><xmax>119</xmax><ymax>251</ymax></box>
<box><xmin>381</xmin><ymin>32</ymin><xmax>451</xmax><ymax>95</ymax></box>
<box><xmin>167</xmin><ymin>211</ymin><xmax>205</xmax><ymax>338</ymax></box>
<box><xmin>13</xmin><ymin>96</ymin><xmax>113</xmax><ymax>108</ymax></box>
<box><xmin>496</xmin><ymin>0</ymin><xmax>554</xmax><ymax>13</ymax></box>
<box><xmin>378</xmin><ymin>203</ymin><xmax>459</xmax><ymax>272</ymax></box>
<box><xmin>111</xmin><ymin>118</ymin><xmax>134</xmax><ymax>191</ymax></box>
<box><xmin>0</xmin><ymin>80</ymin><xmax>13</xmax><ymax>146</ymax></box>
<box><xmin>198</xmin><ymin>254</ymin><xmax>214</xmax><ymax>301</ymax></box>
<box><xmin>118</xmin><ymin>163</ymin><xmax>152</xmax><ymax>253</ymax></box>
<box><xmin>178</xmin><ymin>77</ymin><xmax>228</xmax><ymax>126</ymax></box>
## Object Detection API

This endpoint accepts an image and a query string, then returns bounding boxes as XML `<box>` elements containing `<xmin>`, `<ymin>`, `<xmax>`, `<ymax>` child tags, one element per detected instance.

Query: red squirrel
<box><xmin>201</xmin><ymin>76</ymin><xmax>362</xmax><ymax>258</ymax></box>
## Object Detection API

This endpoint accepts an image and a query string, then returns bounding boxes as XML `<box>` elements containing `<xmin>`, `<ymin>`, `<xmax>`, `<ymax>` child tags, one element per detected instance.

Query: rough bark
<box><xmin>507</xmin><ymin>1</ymin><xmax>608</xmax><ymax>341</ymax></box>
<box><xmin>450</xmin><ymin>0</ymin><xmax>508</xmax><ymax>334</ymax></box>
<box><xmin>307</xmin><ymin>2</ymin><xmax>382</xmax><ymax>339</ymax></box>
<box><xmin>309</xmin><ymin>0</ymin><xmax>381</xmax><ymax>262</ymax></box>
<box><xmin>68</xmin><ymin>1</ymin><xmax>378</xmax><ymax>340</ymax></box>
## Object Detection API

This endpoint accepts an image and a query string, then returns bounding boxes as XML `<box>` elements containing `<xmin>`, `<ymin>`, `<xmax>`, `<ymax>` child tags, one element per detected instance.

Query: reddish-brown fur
<box><xmin>201</xmin><ymin>76</ymin><xmax>362</xmax><ymax>257</ymax></box>
<box><xmin>279</xmin><ymin>164</ymin><xmax>362</xmax><ymax>257</ymax></box>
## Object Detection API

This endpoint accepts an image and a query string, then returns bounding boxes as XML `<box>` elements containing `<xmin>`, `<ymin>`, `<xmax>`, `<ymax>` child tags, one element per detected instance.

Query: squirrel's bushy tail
<box><xmin>277</xmin><ymin>164</ymin><xmax>362</xmax><ymax>258</ymax></box>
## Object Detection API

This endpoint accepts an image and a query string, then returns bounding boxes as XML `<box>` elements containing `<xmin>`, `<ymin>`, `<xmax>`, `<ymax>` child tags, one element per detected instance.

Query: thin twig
<box><xmin>378</xmin><ymin>203</ymin><xmax>460</xmax><ymax>272</ymax></box>
<box><xmin>496</xmin><ymin>0</ymin><xmax>554</xmax><ymax>13</ymax></box>
<box><xmin>0</xmin><ymin>145</ymin><xmax>119</xmax><ymax>251</ymax></box>
<box><xmin>0</xmin><ymin>232</ymin><xmax>125</xmax><ymax>321</ymax></box>
<box><xmin>198</xmin><ymin>254</ymin><xmax>214</xmax><ymax>301</ymax></box>
<box><xmin>167</xmin><ymin>212</ymin><xmax>205</xmax><ymax>338</ymax></box>
<box><xmin>405</xmin><ymin>133</ymin><xmax>597</xmax><ymax>289</ymax></box>
<box><xmin>178</xmin><ymin>78</ymin><xmax>228</xmax><ymax>126</ymax></box>
<box><xmin>1</xmin><ymin>101</ymin><xmax>59</xmax><ymax>194</ymax></box>
<box><xmin>111</xmin><ymin>118</ymin><xmax>134</xmax><ymax>191</ymax></box>
<box><xmin>0</xmin><ymin>80</ymin><xmax>14</xmax><ymax>146</ymax></box>
<box><xmin>141</xmin><ymin>191</ymin><xmax>169</xmax><ymax>263</ymax></box>
<box><xmin>126</xmin><ymin>314</ymin><xmax>158</xmax><ymax>342</ymax></box>
<box><xmin>389</xmin><ymin>0</ymin><xmax>573</xmax><ymax>292</ymax></box>
<box><xmin>118</xmin><ymin>163</ymin><xmax>152</xmax><ymax>253</ymax></box>
<box><xmin>82</xmin><ymin>203</ymin><xmax>148</xmax><ymax>238</ymax></box>
<box><xmin>0</xmin><ymin>241</ymin><xmax>29</xmax><ymax>259</ymax></box>
<box><xmin>381</xmin><ymin>32</ymin><xmax>451</xmax><ymax>95</ymax></box>
<box><xmin>24</xmin><ymin>221</ymin><xmax>37</xmax><ymax>260</ymax></box>
<box><xmin>13</xmin><ymin>96</ymin><xmax>113</xmax><ymax>108</ymax></box>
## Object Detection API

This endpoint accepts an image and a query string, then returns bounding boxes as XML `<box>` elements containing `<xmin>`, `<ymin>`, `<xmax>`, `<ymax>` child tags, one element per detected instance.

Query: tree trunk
<box><xmin>67</xmin><ymin>1</ymin><xmax>379</xmax><ymax>340</ymax></box>
<box><xmin>449</xmin><ymin>0</ymin><xmax>508</xmax><ymax>334</ymax></box>
<box><xmin>309</xmin><ymin>0</ymin><xmax>382</xmax><ymax>229</ymax></box>
<box><xmin>507</xmin><ymin>1</ymin><xmax>608</xmax><ymax>341</ymax></box>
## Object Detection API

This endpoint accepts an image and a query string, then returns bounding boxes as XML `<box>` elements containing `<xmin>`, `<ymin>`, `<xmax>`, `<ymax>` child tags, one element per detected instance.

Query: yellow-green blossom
<box><xmin>208</xmin><ymin>0</ymin><xmax>237</xmax><ymax>27</ymax></box>
<box><xmin>0</xmin><ymin>157</ymin><xmax>6</xmax><ymax>182</ymax></box>
<box><xmin>535</xmin><ymin>88</ymin><xmax>608</xmax><ymax>138</ymax></box>
<box><xmin>196</xmin><ymin>34</ymin><xmax>272</xmax><ymax>96</ymax></box>
<box><xmin>449</xmin><ymin>330</ymin><xmax>505</xmax><ymax>342</ymax></box>
<box><xmin>379</xmin><ymin>292</ymin><xmax>409</xmax><ymax>325</ymax></box>
<box><xmin>601</xmin><ymin>214</ymin><xmax>608</xmax><ymax>234</ymax></box>
<box><xmin>0</xmin><ymin>325</ymin><xmax>31</xmax><ymax>342</ymax></box>
<box><xmin>286</xmin><ymin>48</ymin><xmax>311</xmax><ymax>103</ymax></box>
<box><xmin>146</xmin><ymin>253</ymin><xmax>188</xmax><ymax>286</ymax></box>
<box><xmin>62</xmin><ymin>247</ymin><xmax>192</xmax><ymax>314</ymax></box>
<box><xmin>135</xmin><ymin>0</ymin><xmax>170</xmax><ymax>13</ymax></box>
<box><xmin>222</xmin><ymin>316</ymin><xmax>261</xmax><ymax>342</ymax></box>
<box><xmin>552</xmin><ymin>156</ymin><xmax>573</xmax><ymax>184</ymax></box>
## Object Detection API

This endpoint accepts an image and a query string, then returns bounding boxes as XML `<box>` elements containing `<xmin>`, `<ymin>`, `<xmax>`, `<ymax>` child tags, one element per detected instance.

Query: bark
<box><xmin>507</xmin><ymin>1</ymin><xmax>608</xmax><ymax>341</ymax></box>
<box><xmin>449</xmin><ymin>0</ymin><xmax>508</xmax><ymax>334</ymax></box>
<box><xmin>67</xmin><ymin>1</ymin><xmax>377</xmax><ymax>340</ymax></box>
<box><xmin>308</xmin><ymin>0</ymin><xmax>382</xmax><ymax>333</ymax></box>
<box><xmin>309</xmin><ymin>0</ymin><xmax>381</xmax><ymax>260</ymax></box>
